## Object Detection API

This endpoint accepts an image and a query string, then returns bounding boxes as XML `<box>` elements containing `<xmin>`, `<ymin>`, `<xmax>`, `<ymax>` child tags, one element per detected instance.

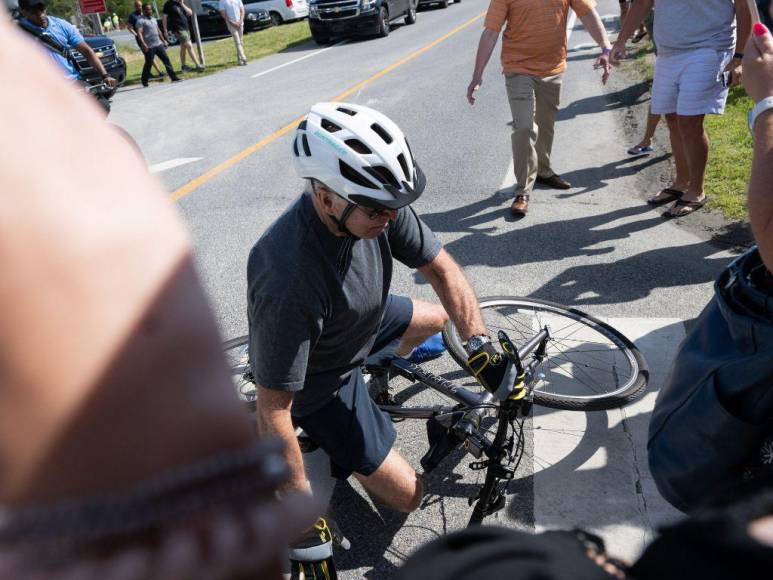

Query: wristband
<box><xmin>602</xmin><ymin>46</ymin><xmax>612</xmax><ymax>56</ymax></box>
<box><xmin>733</xmin><ymin>52</ymin><xmax>744</xmax><ymax>60</ymax></box>
<box><xmin>748</xmin><ymin>96</ymin><xmax>773</xmax><ymax>134</ymax></box>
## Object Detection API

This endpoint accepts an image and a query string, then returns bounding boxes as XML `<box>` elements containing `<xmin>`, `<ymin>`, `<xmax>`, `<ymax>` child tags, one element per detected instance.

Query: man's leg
<box><xmin>505</xmin><ymin>74</ymin><xmax>537</xmax><ymax>211</ymax></box>
<box><xmin>354</xmin><ymin>449</ymin><xmax>423</xmax><ymax>513</ymax></box>
<box><xmin>155</xmin><ymin>46</ymin><xmax>181</xmax><ymax>81</ymax></box>
<box><xmin>534</xmin><ymin>74</ymin><xmax>562</xmax><ymax>179</ymax></box>
<box><xmin>395</xmin><ymin>299</ymin><xmax>448</xmax><ymax>357</ymax></box>
<box><xmin>664</xmin><ymin>113</ymin><xmax>691</xmax><ymax>191</ymax></box>
<box><xmin>675</xmin><ymin>114</ymin><xmax>709</xmax><ymax>204</ymax></box>
<box><xmin>179</xmin><ymin>36</ymin><xmax>187</xmax><ymax>68</ymax></box>
<box><xmin>184</xmin><ymin>41</ymin><xmax>201</xmax><ymax>68</ymax></box>
<box><xmin>141</xmin><ymin>49</ymin><xmax>154</xmax><ymax>86</ymax></box>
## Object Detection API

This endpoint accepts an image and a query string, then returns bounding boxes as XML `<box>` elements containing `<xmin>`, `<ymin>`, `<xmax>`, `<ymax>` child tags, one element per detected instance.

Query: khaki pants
<box><xmin>227</xmin><ymin>21</ymin><xmax>247</xmax><ymax>64</ymax></box>
<box><xmin>505</xmin><ymin>73</ymin><xmax>562</xmax><ymax>194</ymax></box>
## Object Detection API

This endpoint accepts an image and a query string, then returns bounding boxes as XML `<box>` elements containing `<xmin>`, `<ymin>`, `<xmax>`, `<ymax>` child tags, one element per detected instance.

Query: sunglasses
<box><xmin>356</xmin><ymin>205</ymin><xmax>393</xmax><ymax>220</ymax></box>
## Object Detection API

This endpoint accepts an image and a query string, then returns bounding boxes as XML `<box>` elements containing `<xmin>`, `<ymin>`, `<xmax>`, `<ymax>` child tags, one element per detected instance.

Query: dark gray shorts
<box><xmin>294</xmin><ymin>294</ymin><xmax>413</xmax><ymax>479</ymax></box>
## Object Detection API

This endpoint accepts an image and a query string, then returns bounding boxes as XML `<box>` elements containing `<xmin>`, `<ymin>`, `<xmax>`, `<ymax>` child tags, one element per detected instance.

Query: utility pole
<box><xmin>188</xmin><ymin>0</ymin><xmax>205</xmax><ymax>65</ymax></box>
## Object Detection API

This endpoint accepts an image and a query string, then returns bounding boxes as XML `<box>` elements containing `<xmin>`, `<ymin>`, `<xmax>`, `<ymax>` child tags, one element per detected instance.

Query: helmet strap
<box><xmin>329</xmin><ymin>202</ymin><xmax>359</xmax><ymax>238</ymax></box>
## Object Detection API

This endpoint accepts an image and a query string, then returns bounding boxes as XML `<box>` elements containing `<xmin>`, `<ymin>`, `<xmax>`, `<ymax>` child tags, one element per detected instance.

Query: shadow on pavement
<box><xmin>558</xmin><ymin>81</ymin><xmax>651</xmax><ymax>121</ymax></box>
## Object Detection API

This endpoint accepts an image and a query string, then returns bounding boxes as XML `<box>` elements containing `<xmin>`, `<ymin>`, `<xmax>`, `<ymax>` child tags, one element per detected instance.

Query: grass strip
<box><xmin>120</xmin><ymin>20</ymin><xmax>311</xmax><ymax>86</ymax></box>
<box><xmin>622</xmin><ymin>39</ymin><xmax>752</xmax><ymax>220</ymax></box>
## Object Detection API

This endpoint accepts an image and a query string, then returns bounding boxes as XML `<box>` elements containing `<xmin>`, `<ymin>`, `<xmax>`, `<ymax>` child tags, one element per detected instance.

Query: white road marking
<box><xmin>149</xmin><ymin>157</ymin><xmax>203</xmax><ymax>173</ymax></box>
<box><xmin>533</xmin><ymin>317</ymin><xmax>685</xmax><ymax>561</ymax></box>
<box><xmin>251</xmin><ymin>40</ymin><xmax>348</xmax><ymax>79</ymax></box>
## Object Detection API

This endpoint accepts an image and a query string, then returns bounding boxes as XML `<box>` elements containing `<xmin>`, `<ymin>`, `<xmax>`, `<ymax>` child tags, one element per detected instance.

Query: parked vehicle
<box><xmin>73</xmin><ymin>36</ymin><xmax>126</xmax><ymax>97</ymax></box>
<box><xmin>245</xmin><ymin>0</ymin><xmax>308</xmax><ymax>26</ymax></box>
<box><xmin>308</xmin><ymin>0</ymin><xmax>416</xmax><ymax>44</ymax></box>
<box><xmin>417</xmin><ymin>0</ymin><xmax>458</xmax><ymax>8</ymax></box>
<box><xmin>163</xmin><ymin>1</ymin><xmax>272</xmax><ymax>44</ymax></box>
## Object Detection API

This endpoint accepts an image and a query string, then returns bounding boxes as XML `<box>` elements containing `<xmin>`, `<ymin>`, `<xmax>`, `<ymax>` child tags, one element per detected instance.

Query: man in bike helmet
<box><xmin>247</xmin><ymin>103</ymin><xmax>517</xmax><ymax>525</ymax></box>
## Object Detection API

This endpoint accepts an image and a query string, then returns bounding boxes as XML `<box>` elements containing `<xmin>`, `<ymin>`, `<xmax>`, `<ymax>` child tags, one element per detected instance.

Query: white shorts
<box><xmin>651</xmin><ymin>48</ymin><xmax>732</xmax><ymax>116</ymax></box>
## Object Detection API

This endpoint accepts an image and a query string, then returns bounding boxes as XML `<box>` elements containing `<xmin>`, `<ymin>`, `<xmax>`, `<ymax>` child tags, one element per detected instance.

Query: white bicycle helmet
<box><xmin>292</xmin><ymin>102</ymin><xmax>426</xmax><ymax>210</ymax></box>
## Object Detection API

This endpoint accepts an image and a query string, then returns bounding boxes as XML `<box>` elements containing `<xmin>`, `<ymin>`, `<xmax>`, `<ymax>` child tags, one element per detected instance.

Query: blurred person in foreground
<box><xmin>0</xmin><ymin>15</ymin><xmax>316</xmax><ymax>579</ymax></box>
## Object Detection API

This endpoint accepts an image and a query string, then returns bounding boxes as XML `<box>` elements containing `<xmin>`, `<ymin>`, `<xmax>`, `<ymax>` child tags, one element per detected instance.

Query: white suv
<box><xmin>245</xmin><ymin>0</ymin><xmax>309</xmax><ymax>25</ymax></box>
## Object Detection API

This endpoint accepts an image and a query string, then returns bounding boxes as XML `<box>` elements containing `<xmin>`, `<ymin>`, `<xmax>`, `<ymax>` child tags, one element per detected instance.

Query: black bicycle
<box><xmin>224</xmin><ymin>296</ymin><xmax>648</xmax><ymax>526</ymax></box>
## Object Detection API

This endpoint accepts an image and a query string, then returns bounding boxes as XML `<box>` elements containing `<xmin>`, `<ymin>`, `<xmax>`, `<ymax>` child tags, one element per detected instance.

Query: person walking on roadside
<box><xmin>467</xmin><ymin>0</ymin><xmax>613</xmax><ymax>217</ymax></box>
<box><xmin>611</xmin><ymin>0</ymin><xmax>751</xmax><ymax>218</ymax></box>
<box><xmin>162</xmin><ymin>0</ymin><xmax>204</xmax><ymax>72</ymax></box>
<box><xmin>136</xmin><ymin>3</ymin><xmax>181</xmax><ymax>87</ymax></box>
<box><xmin>127</xmin><ymin>0</ymin><xmax>165</xmax><ymax>79</ymax></box>
<box><xmin>219</xmin><ymin>0</ymin><xmax>247</xmax><ymax>66</ymax></box>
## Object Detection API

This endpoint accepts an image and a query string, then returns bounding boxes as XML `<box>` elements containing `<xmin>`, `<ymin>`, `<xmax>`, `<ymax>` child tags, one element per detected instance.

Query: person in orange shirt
<box><xmin>467</xmin><ymin>0</ymin><xmax>613</xmax><ymax>217</ymax></box>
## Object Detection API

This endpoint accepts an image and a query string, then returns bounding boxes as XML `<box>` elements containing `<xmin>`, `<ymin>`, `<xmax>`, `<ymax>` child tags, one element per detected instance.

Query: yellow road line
<box><xmin>171</xmin><ymin>11</ymin><xmax>486</xmax><ymax>202</ymax></box>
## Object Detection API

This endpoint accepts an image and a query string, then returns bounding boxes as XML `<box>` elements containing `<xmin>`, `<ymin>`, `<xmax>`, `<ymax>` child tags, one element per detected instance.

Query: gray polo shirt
<box><xmin>136</xmin><ymin>15</ymin><xmax>164</xmax><ymax>48</ymax></box>
<box><xmin>654</xmin><ymin>0</ymin><xmax>737</xmax><ymax>55</ymax></box>
<box><xmin>247</xmin><ymin>192</ymin><xmax>442</xmax><ymax>416</ymax></box>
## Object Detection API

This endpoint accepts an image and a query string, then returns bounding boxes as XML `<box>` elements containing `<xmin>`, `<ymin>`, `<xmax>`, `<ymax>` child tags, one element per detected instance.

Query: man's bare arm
<box><xmin>579</xmin><ymin>9</ymin><xmax>612</xmax><ymax>49</ymax></box>
<box><xmin>467</xmin><ymin>28</ymin><xmax>499</xmax><ymax>104</ymax></box>
<box><xmin>256</xmin><ymin>386</ymin><xmax>310</xmax><ymax>494</ymax></box>
<box><xmin>418</xmin><ymin>249</ymin><xmax>486</xmax><ymax>340</ymax></box>
<box><xmin>610</xmin><ymin>0</ymin><xmax>653</xmax><ymax>63</ymax></box>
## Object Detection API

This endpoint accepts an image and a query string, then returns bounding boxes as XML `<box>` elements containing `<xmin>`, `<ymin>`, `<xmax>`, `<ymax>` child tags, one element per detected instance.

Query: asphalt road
<box><xmin>111</xmin><ymin>0</ymin><xmax>738</xmax><ymax>575</ymax></box>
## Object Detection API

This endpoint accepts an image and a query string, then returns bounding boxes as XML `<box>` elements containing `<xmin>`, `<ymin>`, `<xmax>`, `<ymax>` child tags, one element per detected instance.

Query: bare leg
<box><xmin>354</xmin><ymin>449</ymin><xmax>423</xmax><ymax>513</ymax></box>
<box><xmin>395</xmin><ymin>299</ymin><xmax>448</xmax><ymax>357</ymax></box>
<box><xmin>648</xmin><ymin>113</ymin><xmax>690</xmax><ymax>202</ymax></box>
<box><xmin>666</xmin><ymin>114</ymin><xmax>708</xmax><ymax>214</ymax></box>
<box><xmin>634</xmin><ymin>109</ymin><xmax>661</xmax><ymax>148</ymax></box>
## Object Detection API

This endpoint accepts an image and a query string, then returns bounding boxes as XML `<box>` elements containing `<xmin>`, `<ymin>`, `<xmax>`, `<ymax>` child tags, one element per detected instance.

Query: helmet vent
<box><xmin>345</xmin><ymin>139</ymin><xmax>372</xmax><ymax>155</ymax></box>
<box><xmin>321</xmin><ymin>119</ymin><xmax>342</xmax><ymax>133</ymax></box>
<box><xmin>396</xmin><ymin>153</ymin><xmax>410</xmax><ymax>181</ymax></box>
<box><xmin>364</xmin><ymin>166</ymin><xmax>400</xmax><ymax>189</ymax></box>
<box><xmin>337</xmin><ymin>107</ymin><xmax>357</xmax><ymax>116</ymax></box>
<box><xmin>298</xmin><ymin>119</ymin><xmax>307</xmax><ymax>131</ymax></box>
<box><xmin>340</xmin><ymin>160</ymin><xmax>379</xmax><ymax>189</ymax></box>
<box><xmin>370</xmin><ymin>123</ymin><xmax>393</xmax><ymax>144</ymax></box>
<box><xmin>302</xmin><ymin>134</ymin><xmax>311</xmax><ymax>156</ymax></box>
<box><xmin>293</xmin><ymin>136</ymin><xmax>300</xmax><ymax>157</ymax></box>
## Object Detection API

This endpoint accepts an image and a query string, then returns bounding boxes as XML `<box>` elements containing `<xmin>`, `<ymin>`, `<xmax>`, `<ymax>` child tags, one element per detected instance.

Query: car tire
<box><xmin>270</xmin><ymin>11</ymin><xmax>283</xmax><ymax>26</ymax></box>
<box><xmin>405</xmin><ymin>1</ymin><xmax>417</xmax><ymax>24</ymax></box>
<box><xmin>378</xmin><ymin>6</ymin><xmax>390</xmax><ymax>37</ymax></box>
<box><xmin>166</xmin><ymin>30</ymin><xmax>178</xmax><ymax>45</ymax></box>
<box><xmin>439</xmin><ymin>0</ymin><xmax>448</xmax><ymax>7</ymax></box>
<box><xmin>311</xmin><ymin>30</ymin><xmax>331</xmax><ymax>45</ymax></box>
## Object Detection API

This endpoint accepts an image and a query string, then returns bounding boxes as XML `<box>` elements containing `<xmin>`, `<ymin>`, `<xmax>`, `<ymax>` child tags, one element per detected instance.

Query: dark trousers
<box><xmin>141</xmin><ymin>45</ymin><xmax>178</xmax><ymax>86</ymax></box>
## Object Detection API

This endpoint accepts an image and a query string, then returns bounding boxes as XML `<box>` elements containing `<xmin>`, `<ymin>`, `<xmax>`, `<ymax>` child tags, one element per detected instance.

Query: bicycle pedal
<box><xmin>469</xmin><ymin>460</ymin><xmax>489</xmax><ymax>471</ymax></box>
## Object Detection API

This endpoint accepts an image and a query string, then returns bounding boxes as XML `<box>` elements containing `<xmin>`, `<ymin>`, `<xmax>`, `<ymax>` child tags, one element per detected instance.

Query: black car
<box><xmin>308</xmin><ymin>0</ymin><xmax>417</xmax><ymax>44</ymax></box>
<box><xmin>164</xmin><ymin>1</ymin><xmax>272</xmax><ymax>43</ymax></box>
<box><xmin>72</xmin><ymin>36</ymin><xmax>126</xmax><ymax>96</ymax></box>
<box><xmin>417</xmin><ymin>0</ymin><xmax>458</xmax><ymax>8</ymax></box>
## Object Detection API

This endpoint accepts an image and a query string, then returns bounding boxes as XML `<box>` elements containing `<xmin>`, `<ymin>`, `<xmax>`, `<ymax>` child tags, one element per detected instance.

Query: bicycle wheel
<box><xmin>223</xmin><ymin>335</ymin><xmax>257</xmax><ymax>412</ymax></box>
<box><xmin>442</xmin><ymin>297</ymin><xmax>648</xmax><ymax>411</ymax></box>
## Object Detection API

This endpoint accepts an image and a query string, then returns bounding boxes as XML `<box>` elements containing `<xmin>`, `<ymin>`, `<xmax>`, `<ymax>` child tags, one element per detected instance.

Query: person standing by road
<box><xmin>466</xmin><ymin>0</ymin><xmax>613</xmax><ymax>217</ymax></box>
<box><xmin>136</xmin><ymin>3</ymin><xmax>181</xmax><ymax>87</ymax></box>
<box><xmin>127</xmin><ymin>0</ymin><xmax>165</xmax><ymax>80</ymax></box>
<box><xmin>611</xmin><ymin>0</ymin><xmax>751</xmax><ymax>218</ymax></box>
<box><xmin>16</xmin><ymin>0</ymin><xmax>116</xmax><ymax>88</ymax></box>
<box><xmin>219</xmin><ymin>0</ymin><xmax>247</xmax><ymax>66</ymax></box>
<box><xmin>162</xmin><ymin>0</ymin><xmax>204</xmax><ymax>72</ymax></box>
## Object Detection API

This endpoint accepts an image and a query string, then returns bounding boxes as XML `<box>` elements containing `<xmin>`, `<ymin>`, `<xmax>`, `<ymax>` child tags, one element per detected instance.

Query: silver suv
<box><xmin>245</xmin><ymin>0</ymin><xmax>309</xmax><ymax>25</ymax></box>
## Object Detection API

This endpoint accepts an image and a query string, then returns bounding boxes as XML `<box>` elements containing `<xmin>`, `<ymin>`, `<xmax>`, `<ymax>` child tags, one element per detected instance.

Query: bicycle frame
<box><xmin>367</xmin><ymin>326</ymin><xmax>551</xmax><ymax>526</ymax></box>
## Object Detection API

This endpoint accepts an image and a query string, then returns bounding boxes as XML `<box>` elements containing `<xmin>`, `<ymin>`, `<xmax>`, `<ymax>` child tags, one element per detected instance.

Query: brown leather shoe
<box><xmin>511</xmin><ymin>194</ymin><xmax>529</xmax><ymax>216</ymax></box>
<box><xmin>536</xmin><ymin>174</ymin><xmax>572</xmax><ymax>190</ymax></box>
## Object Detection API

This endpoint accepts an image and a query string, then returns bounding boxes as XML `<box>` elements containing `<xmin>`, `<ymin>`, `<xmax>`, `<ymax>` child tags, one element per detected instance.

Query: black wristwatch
<box><xmin>733</xmin><ymin>52</ymin><xmax>744</xmax><ymax>60</ymax></box>
<box><xmin>465</xmin><ymin>334</ymin><xmax>491</xmax><ymax>354</ymax></box>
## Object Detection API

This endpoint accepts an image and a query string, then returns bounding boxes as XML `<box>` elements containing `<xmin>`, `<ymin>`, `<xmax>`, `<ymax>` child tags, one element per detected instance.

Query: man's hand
<box><xmin>743</xmin><ymin>23</ymin><xmax>773</xmax><ymax>102</ymax></box>
<box><xmin>466</xmin><ymin>341</ymin><xmax>518</xmax><ymax>400</ymax></box>
<box><xmin>104</xmin><ymin>76</ymin><xmax>117</xmax><ymax>88</ymax></box>
<box><xmin>725</xmin><ymin>57</ymin><xmax>744</xmax><ymax>87</ymax></box>
<box><xmin>289</xmin><ymin>517</ymin><xmax>350</xmax><ymax>580</ymax></box>
<box><xmin>594</xmin><ymin>51</ymin><xmax>612</xmax><ymax>84</ymax></box>
<box><xmin>609</xmin><ymin>40</ymin><xmax>626</xmax><ymax>65</ymax></box>
<box><xmin>466</xmin><ymin>77</ymin><xmax>481</xmax><ymax>105</ymax></box>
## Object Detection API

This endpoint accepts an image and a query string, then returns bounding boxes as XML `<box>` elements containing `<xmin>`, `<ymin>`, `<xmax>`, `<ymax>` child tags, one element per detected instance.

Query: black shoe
<box><xmin>142</xmin><ymin>83</ymin><xmax>149</xmax><ymax>87</ymax></box>
<box><xmin>171</xmin><ymin>77</ymin><xmax>183</xmax><ymax>82</ymax></box>
<box><xmin>181</xmin><ymin>65</ymin><xmax>193</xmax><ymax>72</ymax></box>
<box><xmin>536</xmin><ymin>174</ymin><xmax>572</xmax><ymax>190</ymax></box>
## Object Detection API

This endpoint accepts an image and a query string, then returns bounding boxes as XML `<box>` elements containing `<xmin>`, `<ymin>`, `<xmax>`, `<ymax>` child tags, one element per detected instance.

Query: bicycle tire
<box><xmin>442</xmin><ymin>297</ymin><xmax>648</xmax><ymax>411</ymax></box>
<box><xmin>223</xmin><ymin>335</ymin><xmax>257</xmax><ymax>412</ymax></box>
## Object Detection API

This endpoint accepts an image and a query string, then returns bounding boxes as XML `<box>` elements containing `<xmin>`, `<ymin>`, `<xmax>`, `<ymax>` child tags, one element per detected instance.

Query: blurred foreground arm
<box><xmin>743</xmin><ymin>24</ymin><xmax>773</xmax><ymax>269</ymax></box>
